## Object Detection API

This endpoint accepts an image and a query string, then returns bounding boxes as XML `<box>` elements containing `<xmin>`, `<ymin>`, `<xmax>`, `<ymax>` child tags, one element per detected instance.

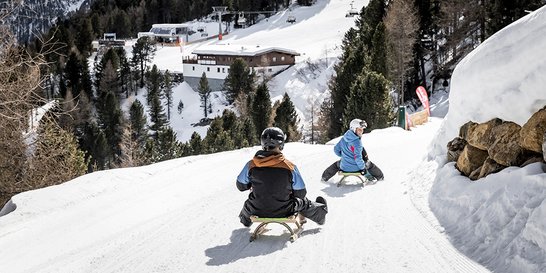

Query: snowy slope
<box><xmin>0</xmin><ymin>116</ymin><xmax>491</xmax><ymax>273</ymax></box>
<box><xmin>1</xmin><ymin>1</ymin><xmax>545</xmax><ymax>273</ymax></box>
<box><xmin>145</xmin><ymin>0</ymin><xmax>369</xmax><ymax>142</ymax></box>
<box><xmin>419</xmin><ymin>5</ymin><xmax>546</xmax><ymax>273</ymax></box>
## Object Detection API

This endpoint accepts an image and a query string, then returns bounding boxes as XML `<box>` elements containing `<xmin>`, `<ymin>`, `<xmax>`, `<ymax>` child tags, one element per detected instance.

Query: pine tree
<box><xmin>97</xmin><ymin>60</ymin><xmax>120</xmax><ymax>107</ymax></box>
<box><xmin>198</xmin><ymin>72</ymin><xmax>212</xmax><ymax>118</ymax></box>
<box><xmin>100</xmin><ymin>92</ymin><xmax>124</xmax><ymax>162</ymax></box>
<box><xmin>154</xmin><ymin>127</ymin><xmax>182</xmax><ymax>162</ymax></box>
<box><xmin>221</xmin><ymin>110</ymin><xmax>238</xmax><ymax>142</ymax></box>
<box><xmin>188</xmin><ymin>131</ymin><xmax>203</xmax><ymax>155</ymax></box>
<box><xmin>370</xmin><ymin>22</ymin><xmax>389</xmax><ymax>76</ymax></box>
<box><xmin>251</xmin><ymin>82</ymin><xmax>272</xmax><ymax>139</ymax></box>
<box><xmin>148</xmin><ymin>91</ymin><xmax>168</xmax><ymax>137</ymax></box>
<box><xmin>146</xmin><ymin>64</ymin><xmax>162</xmax><ymax>106</ymax></box>
<box><xmin>344</xmin><ymin>71</ymin><xmax>393</xmax><ymax>131</ymax></box>
<box><xmin>273</xmin><ymin>93</ymin><xmax>301</xmax><ymax>142</ymax></box>
<box><xmin>224</xmin><ymin>58</ymin><xmax>254</xmax><ymax>104</ymax></box>
<box><xmin>80</xmin><ymin>58</ymin><xmax>93</xmax><ymax>100</ymax></box>
<box><xmin>241</xmin><ymin>117</ymin><xmax>258</xmax><ymax>146</ymax></box>
<box><xmin>163</xmin><ymin>70</ymin><xmax>174</xmax><ymax>120</ymax></box>
<box><xmin>326</xmin><ymin>28</ymin><xmax>365</xmax><ymax>138</ymax></box>
<box><xmin>202</xmin><ymin>118</ymin><xmax>234</xmax><ymax>153</ymax></box>
<box><xmin>132</xmin><ymin>36</ymin><xmax>157</xmax><ymax>88</ymax></box>
<box><xmin>177</xmin><ymin>100</ymin><xmax>184</xmax><ymax>115</ymax></box>
<box><xmin>116</xmin><ymin>48</ymin><xmax>132</xmax><ymax>98</ymax></box>
<box><xmin>64</xmin><ymin>51</ymin><xmax>83</xmax><ymax>98</ymax></box>
<box><xmin>129</xmin><ymin>99</ymin><xmax>148</xmax><ymax>144</ymax></box>
<box><xmin>76</xmin><ymin>18</ymin><xmax>94</xmax><ymax>56</ymax></box>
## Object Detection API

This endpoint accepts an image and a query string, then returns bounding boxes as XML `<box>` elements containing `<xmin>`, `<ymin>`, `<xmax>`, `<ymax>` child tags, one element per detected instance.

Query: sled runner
<box><xmin>249</xmin><ymin>214</ymin><xmax>304</xmax><ymax>242</ymax></box>
<box><xmin>337</xmin><ymin>171</ymin><xmax>377</xmax><ymax>187</ymax></box>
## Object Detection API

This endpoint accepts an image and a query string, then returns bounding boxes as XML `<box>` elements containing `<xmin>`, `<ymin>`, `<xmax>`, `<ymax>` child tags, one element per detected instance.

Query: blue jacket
<box><xmin>334</xmin><ymin>130</ymin><xmax>365</xmax><ymax>172</ymax></box>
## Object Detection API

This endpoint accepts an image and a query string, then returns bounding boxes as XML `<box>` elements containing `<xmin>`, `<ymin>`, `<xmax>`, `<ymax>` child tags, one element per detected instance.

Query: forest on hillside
<box><xmin>1</xmin><ymin>0</ymin><xmax>544</xmax><ymax>206</ymax></box>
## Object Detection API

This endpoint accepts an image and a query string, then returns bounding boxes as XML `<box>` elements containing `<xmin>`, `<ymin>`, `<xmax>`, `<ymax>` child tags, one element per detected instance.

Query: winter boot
<box><xmin>316</xmin><ymin>196</ymin><xmax>328</xmax><ymax>213</ymax></box>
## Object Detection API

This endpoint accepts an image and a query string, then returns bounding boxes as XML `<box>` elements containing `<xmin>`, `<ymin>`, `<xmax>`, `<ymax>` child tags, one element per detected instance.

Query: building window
<box><xmin>281</xmin><ymin>56</ymin><xmax>285</xmax><ymax>61</ymax></box>
<box><xmin>192</xmin><ymin>66</ymin><xmax>195</xmax><ymax>71</ymax></box>
<box><xmin>222</xmin><ymin>68</ymin><xmax>225</xmax><ymax>73</ymax></box>
<box><xmin>272</xmin><ymin>57</ymin><xmax>277</xmax><ymax>62</ymax></box>
<box><xmin>207</xmin><ymin>67</ymin><xmax>210</xmax><ymax>72</ymax></box>
<box><xmin>217</xmin><ymin>67</ymin><xmax>220</xmax><ymax>73</ymax></box>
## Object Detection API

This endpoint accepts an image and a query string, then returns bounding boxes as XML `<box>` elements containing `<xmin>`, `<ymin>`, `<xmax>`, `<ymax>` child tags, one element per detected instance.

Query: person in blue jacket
<box><xmin>237</xmin><ymin>127</ymin><xmax>328</xmax><ymax>227</ymax></box>
<box><xmin>321</xmin><ymin>119</ymin><xmax>384</xmax><ymax>182</ymax></box>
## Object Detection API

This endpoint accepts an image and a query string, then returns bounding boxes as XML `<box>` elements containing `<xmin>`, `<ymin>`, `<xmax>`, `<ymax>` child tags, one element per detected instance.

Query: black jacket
<box><xmin>236</xmin><ymin>150</ymin><xmax>307</xmax><ymax>218</ymax></box>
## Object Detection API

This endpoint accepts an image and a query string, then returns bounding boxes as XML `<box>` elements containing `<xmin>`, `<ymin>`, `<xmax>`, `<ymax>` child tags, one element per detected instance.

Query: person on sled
<box><xmin>321</xmin><ymin>118</ymin><xmax>384</xmax><ymax>183</ymax></box>
<box><xmin>237</xmin><ymin>127</ymin><xmax>328</xmax><ymax>227</ymax></box>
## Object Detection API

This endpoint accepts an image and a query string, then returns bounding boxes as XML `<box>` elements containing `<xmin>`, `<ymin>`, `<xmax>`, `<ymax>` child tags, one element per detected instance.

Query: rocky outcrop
<box><xmin>456</xmin><ymin>144</ymin><xmax>489</xmax><ymax>177</ymax></box>
<box><xmin>466</xmin><ymin>118</ymin><xmax>502</xmax><ymax>150</ymax></box>
<box><xmin>543</xmin><ymin>132</ymin><xmax>546</xmax><ymax>162</ymax></box>
<box><xmin>520</xmin><ymin>107</ymin><xmax>546</xmax><ymax>153</ymax></box>
<box><xmin>478</xmin><ymin>157</ymin><xmax>505</xmax><ymax>179</ymax></box>
<box><xmin>448</xmin><ymin>106</ymin><xmax>546</xmax><ymax>180</ymax></box>
<box><xmin>488</xmin><ymin>122</ymin><xmax>523</xmax><ymax>166</ymax></box>
<box><xmin>447</xmin><ymin>137</ymin><xmax>467</xmax><ymax>162</ymax></box>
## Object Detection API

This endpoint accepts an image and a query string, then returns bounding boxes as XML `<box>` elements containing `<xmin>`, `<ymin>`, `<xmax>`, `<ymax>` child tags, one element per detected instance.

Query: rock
<box><xmin>469</xmin><ymin>166</ymin><xmax>482</xmax><ymax>181</ymax></box>
<box><xmin>459</xmin><ymin>121</ymin><xmax>476</xmax><ymax>140</ymax></box>
<box><xmin>456</xmin><ymin>144</ymin><xmax>489</xmax><ymax>176</ymax></box>
<box><xmin>447</xmin><ymin>137</ymin><xmax>467</xmax><ymax>162</ymax></box>
<box><xmin>488</xmin><ymin>121</ymin><xmax>523</xmax><ymax>166</ymax></box>
<box><xmin>543</xmin><ymin>132</ymin><xmax>546</xmax><ymax>162</ymax></box>
<box><xmin>520</xmin><ymin>106</ymin><xmax>546</xmax><ymax>153</ymax></box>
<box><xmin>478</xmin><ymin>157</ymin><xmax>506</xmax><ymax>179</ymax></box>
<box><xmin>466</xmin><ymin>118</ymin><xmax>503</xmax><ymax>150</ymax></box>
<box><xmin>521</xmin><ymin>156</ymin><xmax>544</xmax><ymax>167</ymax></box>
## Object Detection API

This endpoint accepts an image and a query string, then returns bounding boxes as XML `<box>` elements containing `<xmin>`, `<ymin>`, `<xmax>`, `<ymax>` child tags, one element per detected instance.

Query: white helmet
<box><xmin>349</xmin><ymin>118</ymin><xmax>367</xmax><ymax>132</ymax></box>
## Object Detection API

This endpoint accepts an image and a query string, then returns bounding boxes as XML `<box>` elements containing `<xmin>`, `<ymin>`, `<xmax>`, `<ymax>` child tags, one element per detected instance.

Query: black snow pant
<box><xmin>321</xmin><ymin>160</ymin><xmax>384</xmax><ymax>182</ymax></box>
<box><xmin>239</xmin><ymin>197</ymin><xmax>327</xmax><ymax>226</ymax></box>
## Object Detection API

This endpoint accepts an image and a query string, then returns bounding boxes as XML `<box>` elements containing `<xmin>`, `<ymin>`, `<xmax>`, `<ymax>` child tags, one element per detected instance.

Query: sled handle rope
<box><xmin>249</xmin><ymin>214</ymin><xmax>303</xmax><ymax>242</ymax></box>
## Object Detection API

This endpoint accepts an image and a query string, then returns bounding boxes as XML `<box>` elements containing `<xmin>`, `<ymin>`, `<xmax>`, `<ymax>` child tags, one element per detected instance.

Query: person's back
<box><xmin>335</xmin><ymin>129</ymin><xmax>365</xmax><ymax>172</ymax></box>
<box><xmin>238</xmin><ymin>149</ymin><xmax>304</xmax><ymax>218</ymax></box>
<box><xmin>237</xmin><ymin>127</ymin><xmax>327</xmax><ymax>227</ymax></box>
<box><xmin>321</xmin><ymin>118</ymin><xmax>384</xmax><ymax>182</ymax></box>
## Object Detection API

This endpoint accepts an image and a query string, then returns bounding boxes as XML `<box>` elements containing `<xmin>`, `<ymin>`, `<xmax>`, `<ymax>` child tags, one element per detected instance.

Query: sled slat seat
<box><xmin>249</xmin><ymin>214</ymin><xmax>303</xmax><ymax>242</ymax></box>
<box><xmin>337</xmin><ymin>171</ymin><xmax>375</xmax><ymax>186</ymax></box>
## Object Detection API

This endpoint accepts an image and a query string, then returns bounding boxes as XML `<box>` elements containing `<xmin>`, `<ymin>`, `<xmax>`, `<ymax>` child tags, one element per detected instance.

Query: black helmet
<box><xmin>261</xmin><ymin>127</ymin><xmax>286</xmax><ymax>151</ymax></box>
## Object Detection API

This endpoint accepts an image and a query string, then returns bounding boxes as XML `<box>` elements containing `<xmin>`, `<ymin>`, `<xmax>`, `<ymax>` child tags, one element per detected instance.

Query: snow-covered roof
<box><xmin>151</xmin><ymin>23</ymin><xmax>190</xmax><ymax>28</ymax></box>
<box><xmin>192</xmin><ymin>44</ymin><xmax>300</xmax><ymax>57</ymax></box>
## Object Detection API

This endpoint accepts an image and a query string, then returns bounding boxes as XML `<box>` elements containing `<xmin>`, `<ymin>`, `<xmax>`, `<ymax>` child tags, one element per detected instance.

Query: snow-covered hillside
<box><xmin>0</xmin><ymin>113</ymin><xmax>494</xmax><ymax>273</ymax></box>
<box><xmin>421</xmin><ymin>5</ymin><xmax>546</xmax><ymax>273</ymax></box>
<box><xmin>1</xmin><ymin>1</ymin><xmax>545</xmax><ymax>273</ymax></box>
<box><xmin>141</xmin><ymin>0</ymin><xmax>370</xmax><ymax>142</ymax></box>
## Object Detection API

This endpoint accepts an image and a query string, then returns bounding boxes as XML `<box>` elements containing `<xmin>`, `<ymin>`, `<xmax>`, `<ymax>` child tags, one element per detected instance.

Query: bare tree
<box><xmin>0</xmin><ymin>17</ymin><xmax>46</xmax><ymax>206</ymax></box>
<box><xmin>116</xmin><ymin>124</ymin><xmax>144</xmax><ymax>168</ymax></box>
<box><xmin>384</xmin><ymin>0</ymin><xmax>419</xmax><ymax>106</ymax></box>
<box><xmin>305</xmin><ymin>97</ymin><xmax>321</xmax><ymax>144</ymax></box>
<box><xmin>25</xmin><ymin>117</ymin><xmax>87</xmax><ymax>191</ymax></box>
<box><xmin>0</xmin><ymin>9</ymin><xmax>86</xmax><ymax>207</ymax></box>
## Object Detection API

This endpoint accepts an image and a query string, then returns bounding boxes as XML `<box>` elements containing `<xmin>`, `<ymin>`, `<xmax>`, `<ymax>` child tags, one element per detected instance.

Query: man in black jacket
<box><xmin>237</xmin><ymin>127</ymin><xmax>328</xmax><ymax>227</ymax></box>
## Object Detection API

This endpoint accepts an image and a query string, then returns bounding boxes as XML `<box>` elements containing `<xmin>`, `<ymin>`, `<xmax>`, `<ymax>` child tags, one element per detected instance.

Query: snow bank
<box><xmin>431</xmin><ymin>6</ymin><xmax>546</xmax><ymax>157</ymax></box>
<box><xmin>423</xmin><ymin>5</ymin><xmax>546</xmax><ymax>272</ymax></box>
